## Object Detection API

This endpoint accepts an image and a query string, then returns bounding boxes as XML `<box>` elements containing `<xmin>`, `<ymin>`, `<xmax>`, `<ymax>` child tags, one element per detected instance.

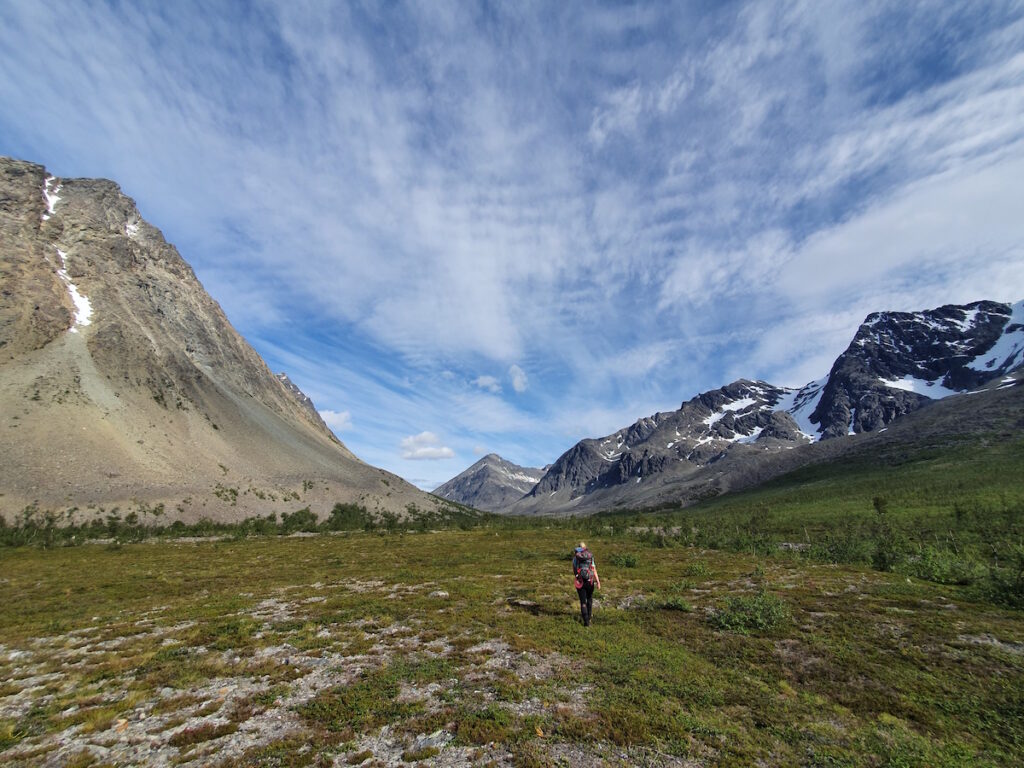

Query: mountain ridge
<box><xmin>0</xmin><ymin>157</ymin><xmax>454</xmax><ymax>523</ymax></box>
<box><xmin>434</xmin><ymin>300</ymin><xmax>1023</xmax><ymax>515</ymax></box>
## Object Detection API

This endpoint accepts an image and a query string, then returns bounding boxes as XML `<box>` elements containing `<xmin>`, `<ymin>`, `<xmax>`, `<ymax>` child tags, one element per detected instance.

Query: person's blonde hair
<box><xmin>579</xmin><ymin>541</ymin><xmax>586</xmax><ymax>549</ymax></box>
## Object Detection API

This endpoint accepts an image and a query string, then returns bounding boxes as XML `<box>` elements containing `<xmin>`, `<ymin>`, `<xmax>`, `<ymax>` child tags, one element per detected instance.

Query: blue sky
<box><xmin>2</xmin><ymin>1</ymin><xmax>1024</xmax><ymax>490</ymax></box>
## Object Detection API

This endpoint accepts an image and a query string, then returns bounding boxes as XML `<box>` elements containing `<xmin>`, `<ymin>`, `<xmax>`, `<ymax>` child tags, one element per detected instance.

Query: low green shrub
<box><xmin>711</xmin><ymin>590</ymin><xmax>789</xmax><ymax>634</ymax></box>
<box><xmin>903</xmin><ymin>546</ymin><xmax>983</xmax><ymax>585</ymax></box>
<box><xmin>657</xmin><ymin>596</ymin><xmax>693</xmax><ymax>612</ymax></box>
<box><xmin>683</xmin><ymin>561</ymin><xmax>708</xmax><ymax>577</ymax></box>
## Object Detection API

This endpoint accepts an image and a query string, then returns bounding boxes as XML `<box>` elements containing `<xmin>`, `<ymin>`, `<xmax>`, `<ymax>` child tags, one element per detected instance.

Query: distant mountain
<box><xmin>432</xmin><ymin>454</ymin><xmax>545</xmax><ymax>512</ymax></box>
<box><xmin>0</xmin><ymin>157</ymin><xmax>456</xmax><ymax>524</ymax></box>
<box><xmin>509</xmin><ymin>300</ymin><xmax>1023</xmax><ymax>515</ymax></box>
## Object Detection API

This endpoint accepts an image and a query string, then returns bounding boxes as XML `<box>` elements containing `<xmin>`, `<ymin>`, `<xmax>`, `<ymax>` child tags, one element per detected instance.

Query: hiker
<box><xmin>572</xmin><ymin>541</ymin><xmax>600</xmax><ymax>626</ymax></box>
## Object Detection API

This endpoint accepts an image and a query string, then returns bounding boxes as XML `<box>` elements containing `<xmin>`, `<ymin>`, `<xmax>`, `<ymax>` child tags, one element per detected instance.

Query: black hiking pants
<box><xmin>576</xmin><ymin>582</ymin><xmax>595</xmax><ymax>626</ymax></box>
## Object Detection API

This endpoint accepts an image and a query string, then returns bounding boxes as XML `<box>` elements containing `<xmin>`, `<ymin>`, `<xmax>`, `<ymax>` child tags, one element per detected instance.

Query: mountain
<box><xmin>508</xmin><ymin>300</ymin><xmax>1023</xmax><ymax>515</ymax></box>
<box><xmin>0</xmin><ymin>157</ymin><xmax>455</xmax><ymax>524</ymax></box>
<box><xmin>432</xmin><ymin>454</ymin><xmax>545</xmax><ymax>512</ymax></box>
<box><xmin>795</xmin><ymin>301</ymin><xmax>1023</xmax><ymax>439</ymax></box>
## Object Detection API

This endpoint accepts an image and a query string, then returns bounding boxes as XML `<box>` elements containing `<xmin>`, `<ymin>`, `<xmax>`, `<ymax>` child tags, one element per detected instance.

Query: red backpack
<box><xmin>575</xmin><ymin>548</ymin><xmax>595</xmax><ymax>585</ymax></box>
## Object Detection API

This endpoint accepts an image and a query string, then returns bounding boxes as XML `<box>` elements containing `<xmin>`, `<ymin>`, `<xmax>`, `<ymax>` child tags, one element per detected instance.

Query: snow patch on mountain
<box><xmin>968</xmin><ymin>300</ymin><xmax>1024</xmax><ymax>373</ymax></box>
<box><xmin>878</xmin><ymin>375</ymin><xmax>961</xmax><ymax>399</ymax></box>
<box><xmin>703</xmin><ymin>411</ymin><xmax>726</xmax><ymax>428</ymax></box>
<box><xmin>731</xmin><ymin>426</ymin><xmax>764</xmax><ymax>444</ymax></box>
<box><xmin>955</xmin><ymin>308</ymin><xmax>980</xmax><ymax>332</ymax></box>
<box><xmin>775</xmin><ymin>378</ymin><xmax>826</xmax><ymax>441</ymax></box>
<box><xmin>501</xmin><ymin>467</ymin><xmax>544</xmax><ymax>484</ymax></box>
<box><xmin>42</xmin><ymin>176</ymin><xmax>61</xmax><ymax>220</ymax></box>
<box><xmin>55</xmin><ymin>248</ymin><xmax>92</xmax><ymax>331</ymax></box>
<box><xmin>700</xmin><ymin>392</ymin><xmax>766</xmax><ymax>430</ymax></box>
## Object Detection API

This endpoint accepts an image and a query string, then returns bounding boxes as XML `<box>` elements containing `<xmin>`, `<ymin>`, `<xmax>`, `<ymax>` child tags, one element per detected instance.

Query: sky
<box><xmin>2</xmin><ymin>1</ymin><xmax>1024</xmax><ymax>490</ymax></box>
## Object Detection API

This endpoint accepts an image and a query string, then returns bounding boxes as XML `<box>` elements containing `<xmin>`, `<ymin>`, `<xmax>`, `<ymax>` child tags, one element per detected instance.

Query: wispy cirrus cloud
<box><xmin>2</xmin><ymin>1</ymin><xmax>1022</xmax><ymax>490</ymax></box>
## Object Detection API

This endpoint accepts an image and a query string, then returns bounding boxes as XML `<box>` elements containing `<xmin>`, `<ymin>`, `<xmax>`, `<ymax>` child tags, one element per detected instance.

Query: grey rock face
<box><xmin>433</xmin><ymin>454</ymin><xmax>544</xmax><ymax>512</ymax></box>
<box><xmin>524</xmin><ymin>379</ymin><xmax>801</xmax><ymax>507</ymax></box>
<box><xmin>276</xmin><ymin>372</ymin><xmax>339</xmax><ymax>443</ymax></box>
<box><xmin>809</xmin><ymin>302</ymin><xmax>1022</xmax><ymax>438</ymax></box>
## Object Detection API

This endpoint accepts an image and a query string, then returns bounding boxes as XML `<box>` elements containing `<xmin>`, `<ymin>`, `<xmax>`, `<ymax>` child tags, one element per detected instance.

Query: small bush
<box><xmin>904</xmin><ymin>546</ymin><xmax>983</xmax><ymax>585</ymax></box>
<box><xmin>657</xmin><ymin>596</ymin><xmax>693</xmax><ymax>612</ymax></box>
<box><xmin>455</xmin><ymin>706</ymin><xmax>512</xmax><ymax>745</ymax></box>
<box><xmin>711</xmin><ymin>590</ymin><xmax>789</xmax><ymax>634</ymax></box>
<box><xmin>610</xmin><ymin>553</ymin><xmax>638</xmax><ymax>568</ymax></box>
<box><xmin>279</xmin><ymin>508</ymin><xmax>318</xmax><ymax>534</ymax></box>
<box><xmin>322</xmin><ymin>503</ymin><xmax>371</xmax><ymax>531</ymax></box>
<box><xmin>402</xmin><ymin>745</ymin><xmax>440</xmax><ymax>762</ymax></box>
<box><xmin>808</xmin><ymin>534</ymin><xmax>872</xmax><ymax>565</ymax></box>
<box><xmin>683</xmin><ymin>561</ymin><xmax>709</xmax><ymax>578</ymax></box>
<box><xmin>980</xmin><ymin>544</ymin><xmax>1024</xmax><ymax>608</ymax></box>
<box><xmin>871</xmin><ymin>531</ymin><xmax>908</xmax><ymax>572</ymax></box>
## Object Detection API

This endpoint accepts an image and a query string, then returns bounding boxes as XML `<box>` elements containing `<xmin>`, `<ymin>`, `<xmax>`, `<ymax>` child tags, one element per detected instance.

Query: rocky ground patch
<box><xmin>2</xmin><ymin>530</ymin><xmax>1023</xmax><ymax>766</ymax></box>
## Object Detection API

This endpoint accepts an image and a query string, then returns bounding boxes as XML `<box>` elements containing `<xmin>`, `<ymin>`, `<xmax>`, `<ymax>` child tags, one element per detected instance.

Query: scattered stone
<box><xmin>958</xmin><ymin>634</ymin><xmax>1024</xmax><ymax>655</ymax></box>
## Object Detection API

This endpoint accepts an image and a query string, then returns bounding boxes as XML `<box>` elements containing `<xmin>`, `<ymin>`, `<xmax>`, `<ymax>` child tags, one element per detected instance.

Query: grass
<box><xmin>0</xmin><ymin>433</ymin><xmax>1021</xmax><ymax>764</ymax></box>
<box><xmin>588</xmin><ymin>435</ymin><xmax>1024</xmax><ymax>607</ymax></box>
<box><xmin>168</xmin><ymin>721</ymin><xmax>238</xmax><ymax>748</ymax></box>
<box><xmin>0</xmin><ymin>527</ymin><xmax>1022</xmax><ymax>766</ymax></box>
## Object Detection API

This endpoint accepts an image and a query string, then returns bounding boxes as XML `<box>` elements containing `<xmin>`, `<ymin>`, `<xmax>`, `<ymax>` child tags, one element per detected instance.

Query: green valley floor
<box><xmin>1</xmin><ymin>529</ymin><xmax>1022</xmax><ymax>767</ymax></box>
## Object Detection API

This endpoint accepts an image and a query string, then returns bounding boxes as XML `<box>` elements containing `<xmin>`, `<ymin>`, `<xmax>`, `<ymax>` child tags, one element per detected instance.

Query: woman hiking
<box><xmin>572</xmin><ymin>542</ymin><xmax>600</xmax><ymax>626</ymax></box>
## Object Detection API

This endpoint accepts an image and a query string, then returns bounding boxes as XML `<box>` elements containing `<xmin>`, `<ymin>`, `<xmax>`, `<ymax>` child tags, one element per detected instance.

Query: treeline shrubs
<box><xmin>0</xmin><ymin>502</ymin><xmax>417</xmax><ymax>547</ymax></box>
<box><xmin>578</xmin><ymin>499</ymin><xmax>1024</xmax><ymax>609</ymax></box>
<box><xmin>4</xmin><ymin>495</ymin><xmax>1022</xmax><ymax>608</ymax></box>
<box><xmin>0</xmin><ymin>499</ymin><xmax>488</xmax><ymax>549</ymax></box>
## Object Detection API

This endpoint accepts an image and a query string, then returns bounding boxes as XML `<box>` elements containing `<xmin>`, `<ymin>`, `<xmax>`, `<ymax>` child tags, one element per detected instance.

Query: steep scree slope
<box><xmin>0</xmin><ymin>157</ymin><xmax>449</xmax><ymax>523</ymax></box>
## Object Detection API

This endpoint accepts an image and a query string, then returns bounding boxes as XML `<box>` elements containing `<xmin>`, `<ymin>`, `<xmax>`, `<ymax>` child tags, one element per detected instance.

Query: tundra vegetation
<box><xmin>0</xmin><ymin>435</ymin><xmax>1022</xmax><ymax>765</ymax></box>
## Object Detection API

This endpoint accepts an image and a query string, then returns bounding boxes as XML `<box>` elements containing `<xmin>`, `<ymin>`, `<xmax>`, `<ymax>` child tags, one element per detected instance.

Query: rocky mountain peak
<box><xmin>808</xmin><ymin>300</ymin><xmax>1022</xmax><ymax>438</ymax></box>
<box><xmin>0</xmin><ymin>156</ymin><xmax>447</xmax><ymax>523</ymax></box>
<box><xmin>432</xmin><ymin>454</ymin><xmax>544</xmax><ymax>512</ymax></box>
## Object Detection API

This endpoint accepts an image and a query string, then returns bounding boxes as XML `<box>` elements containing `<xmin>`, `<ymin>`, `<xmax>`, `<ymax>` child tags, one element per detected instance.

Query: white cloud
<box><xmin>472</xmin><ymin>375</ymin><xmax>502</xmax><ymax>393</ymax></box>
<box><xmin>400</xmin><ymin>432</ymin><xmax>455</xmax><ymax>461</ymax></box>
<box><xmin>777</xmin><ymin>152</ymin><xmax>1024</xmax><ymax>305</ymax></box>
<box><xmin>658</xmin><ymin>230</ymin><xmax>791</xmax><ymax>311</ymax></box>
<box><xmin>319</xmin><ymin>409</ymin><xmax>353</xmax><ymax>432</ymax></box>
<box><xmin>790</xmin><ymin>50</ymin><xmax>1024</xmax><ymax>207</ymax></box>
<box><xmin>472</xmin><ymin>444</ymin><xmax>488</xmax><ymax>456</ymax></box>
<box><xmin>508</xmin><ymin>364</ymin><xmax>528</xmax><ymax>393</ymax></box>
<box><xmin>589</xmin><ymin>83</ymin><xmax>645</xmax><ymax>147</ymax></box>
<box><xmin>3</xmin><ymin>1</ymin><xmax>1022</xmax><ymax>494</ymax></box>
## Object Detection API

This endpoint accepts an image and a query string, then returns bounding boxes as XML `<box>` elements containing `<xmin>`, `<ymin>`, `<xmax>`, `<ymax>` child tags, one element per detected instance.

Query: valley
<box><xmin>2</xmin><ymin>418</ymin><xmax>1023</xmax><ymax>765</ymax></box>
<box><xmin>2</xmin><ymin>526</ymin><xmax>1023</xmax><ymax>767</ymax></box>
<box><xmin>3</xmin><ymin>5</ymin><xmax>1024</xmax><ymax>766</ymax></box>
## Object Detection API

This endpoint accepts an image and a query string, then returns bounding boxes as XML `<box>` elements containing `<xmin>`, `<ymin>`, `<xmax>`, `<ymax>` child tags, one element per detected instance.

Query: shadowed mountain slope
<box><xmin>432</xmin><ymin>454</ymin><xmax>545</xmax><ymax>512</ymax></box>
